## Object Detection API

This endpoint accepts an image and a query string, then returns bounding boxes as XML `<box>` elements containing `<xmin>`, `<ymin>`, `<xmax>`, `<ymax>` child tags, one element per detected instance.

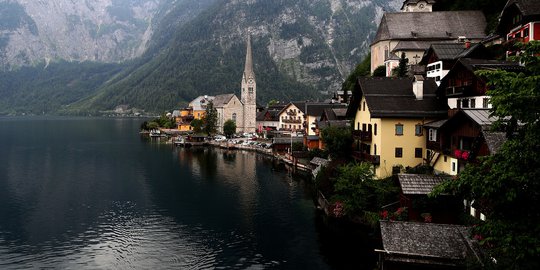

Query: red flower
<box><xmin>424</xmin><ymin>215</ymin><xmax>432</xmax><ymax>223</ymax></box>
<box><xmin>461</xmin><ymin>151</ymin><xmax>470</xmax><ymax>160</ymax></box>
<box><xmin>380</xmin><ymin>210</ymin><xmax>389</xmax><ymax>220</ymax></box>
<box><xmin>454</xmin><ymin>149</ymin><xmax>462</xmax><ymax>159</ymax></box>
<box><xmin>473</xmin><ymin>234</ymin><xmax>484</xmax><ymax>241</ymax></box>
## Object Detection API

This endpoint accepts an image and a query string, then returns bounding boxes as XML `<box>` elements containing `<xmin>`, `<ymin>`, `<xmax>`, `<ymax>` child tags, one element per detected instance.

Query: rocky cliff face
<box><xmin>0</xmin><ymin>0</ymin><xmax>161</xmax><ymax>69</ymax></box>
<box><xmin>207</xmin><ymin>0</ymin><xmax>402</xmax><ymax>92</ymax></box>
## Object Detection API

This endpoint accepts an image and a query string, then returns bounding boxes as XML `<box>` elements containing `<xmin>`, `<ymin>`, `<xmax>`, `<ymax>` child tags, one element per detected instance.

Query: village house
<box><xmin>420</xmin><ymin>43</ymin><xmax>491</xmax><ymax>85</ymax></box>
<box><xmin>438</xmin><ymin>58</ymin><xmax>523</xmax><ymax>110</ymax></box>
<box><xmin>346</xmin><ymin>76</ymin><xmax>448</xmax><ymax>179</ymax></box>
<box><xmin>497</xmin><ymin>0</ymin><xmax>540</xmax><ymax>56</ymax></box>
<box><xmin>256</xmin><ymin>103</ymin><xmax>287</xmax><ymax>136</ymax></box>
<box><xmin>371</xmin><ymin>0</ymin><xmax>487</xmax><ymax>74</ymax></box>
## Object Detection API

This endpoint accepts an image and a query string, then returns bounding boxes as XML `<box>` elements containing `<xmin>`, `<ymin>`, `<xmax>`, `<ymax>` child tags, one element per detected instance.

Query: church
<box><xmin>189</xmin><ymin>35</ymin><xmax>257</xmax><ymax>134</ymax></box>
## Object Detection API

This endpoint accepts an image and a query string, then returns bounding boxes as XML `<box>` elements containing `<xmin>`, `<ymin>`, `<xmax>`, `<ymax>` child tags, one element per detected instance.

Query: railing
<box><xmin>352</xmin><ymin>151</ymin><xmax>380</xmax><ymax>165</ymax></box>
<box><xmin>352</xmin><ymin>130</ymin><xmax>372</xmax><ymax>141</ymax></box>
<box><xmin>426</xmin><ymin>141</ymin><xmax>443</xmax><ymax>151</ymax></box>
<box><xmin>283</xmin><ymin>118</ymin><xmax>302</xmax><ymax>123</ymax></box>
<box><xmin>446</xmin><ymin>85</ymin><xmax>472</xmax><ymax>96</ymax></box>
<box><xmin>287</xmin><ymin>110</ymin><xmax>297</xmax><ymax>116</ymax></box>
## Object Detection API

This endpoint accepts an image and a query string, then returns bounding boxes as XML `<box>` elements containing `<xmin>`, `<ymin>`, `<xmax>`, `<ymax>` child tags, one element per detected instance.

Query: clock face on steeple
<box><xmin>248</xmin><ymin>79</ymin><xmax>253</xmax><ymax>84</ymax></box>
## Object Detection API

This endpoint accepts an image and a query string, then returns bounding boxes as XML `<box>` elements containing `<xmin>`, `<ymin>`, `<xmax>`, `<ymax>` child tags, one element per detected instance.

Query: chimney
<box><xmin>413</xmin><ymin>75</ymin><xmax>424</xmax><ymax>100</ymax></box>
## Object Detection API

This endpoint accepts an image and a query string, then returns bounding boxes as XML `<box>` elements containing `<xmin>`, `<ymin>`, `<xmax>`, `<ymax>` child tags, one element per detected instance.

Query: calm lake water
<box><xmin>0</xmin><ymin>117</ymin><xmax>376</xmax><ymax>269</ymax></box>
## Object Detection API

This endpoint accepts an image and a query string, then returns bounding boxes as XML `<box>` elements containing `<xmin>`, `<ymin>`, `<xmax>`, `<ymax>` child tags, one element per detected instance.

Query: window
<box><xmin>428</xmin><ymin>129</ymin><xmax>437</xmax><ymax>142</ymax></box>
<box><xmin>395</xmin><ymin>147</ymin><xmax>403</xmax><ymax>158</ymax></box>
<box><xmin>470</xmin><ymin>98</ymin><xmax>476</xmax><ymax>108</ymax></box>
<box><xmin>232</xmin><ymin>113</ymin><xmax>237</xmax><ymax>123</ymax></box>
<box><xmin>374</xmin><ymin>124</ymin><xmax>378</xmax><ymax>135</ymax></box>
<box><xmin>363</xmin><ymin>101</ymin><xmax>366</xmax><ymax>111</ymax></box>
<box><xmin>362</xmin><ymin>123</ymin><xmax>367</xmax><ymax>132</ymax></box>
<box><xmin>248</xmin><ymin>87</ymin><xmax>254</xmax><ymax>94</ymax></box>
<box><xmin>462</xmin><ymin>99</ymin><xmax>469</xmax><ymax>108</ymax></box>
<box><xmin>415</xmin><ymin>124</ymin><xmax>423</xmax><ymax>136</ymax></box>
<box><xmin>444</xmin><ymin>156</ymin><xmax>448</xmax><ymax>162</ymax></box>
<box><xmin>415</xmin><ymin>148</ymin><xmax>423</xmax><ymax>158</ymax></box>
<box><xmin>524</xmin><ymin>28</ymin><xmax>529</xmax><ymax>37</ymax></box>
<box><xmin>357</xmin><ymin>122</ymin><xmax>360</xmax><ymax>130</ymax></box>
<box><xmin>395</xmin><ymin>124</ymin><xmax>403</xmax><ymax>136</ymax></box>
<box><xmin>436</xmin><ymin>76</ymin><xmax>441</xmax><ymax>81</ymax></box>
<box><xmin>374</xmin><ymin>144</ymin><xmax>377</xmax><ymax>155</ymax></box>
<box><xmin>483</xmin><ymin>98</ymin><xmax>490</xmax><ymax>108</ymax></box>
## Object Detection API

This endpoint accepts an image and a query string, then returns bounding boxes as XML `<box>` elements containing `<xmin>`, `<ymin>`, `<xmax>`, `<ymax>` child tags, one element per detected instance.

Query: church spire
<box><xmin>243</xmin><ymin>34</ymin><xmax>255</xmax><ymax>81</ymax></box>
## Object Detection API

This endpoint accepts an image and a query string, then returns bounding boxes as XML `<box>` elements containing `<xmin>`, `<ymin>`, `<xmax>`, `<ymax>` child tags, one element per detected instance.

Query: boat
<box><xmin>149</xmin><ymin>129</ymin><xmax>166</xmax><ymax>138</ymax></box>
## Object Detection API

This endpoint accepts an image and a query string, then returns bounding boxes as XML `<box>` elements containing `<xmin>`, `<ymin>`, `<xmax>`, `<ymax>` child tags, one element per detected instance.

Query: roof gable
<box><xmin>213</xmin><ymin>94</ymin><xmax>239</xmax><ymax>108</ymax></box>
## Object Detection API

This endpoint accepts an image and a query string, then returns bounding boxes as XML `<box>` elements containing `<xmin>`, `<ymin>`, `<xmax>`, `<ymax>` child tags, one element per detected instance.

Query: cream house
<box><xmin>347</xmin><ymin>76</ymin><xmax>448</xmax><ymax>179</ymax></box>
<box><xmin>371</xmin><ymin>0</ymin><xmax>487</xmax><ymax>74</ymax></box>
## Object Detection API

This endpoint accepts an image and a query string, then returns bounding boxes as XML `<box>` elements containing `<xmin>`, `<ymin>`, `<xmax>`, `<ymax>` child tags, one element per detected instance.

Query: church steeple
<box><xmin>243</xmin><ymin>35</ymin><xmax>255</xmax><ymax>83</ymax></box>
<box><xmin>241</xmin><ymin>33</ymin><xmax>256</xmax><ymax>133</ymax></box>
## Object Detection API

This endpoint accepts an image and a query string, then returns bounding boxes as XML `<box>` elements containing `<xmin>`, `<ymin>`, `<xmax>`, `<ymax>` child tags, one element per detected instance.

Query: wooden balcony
<box><xmin>352</xmin><ymin>151</ymin><xmax>380</xmax><ymax>165</ymax></box>
<box><xmin>352</xmin><ymin>130</ymin><xmax>372</xmax><ymax>141</ymax></box>
<box><xmin>446</xmin><ymin>84</ymin><xmax>472</xmax><ymax>97</ymax></box>
<box><xmin>283</xmin><ymin>118</ymin><xmax>302</xmax><ymax>124</ymax></box>
<box><xmin>426</xmin><ymin>141</ymin><xmax>443</xmax><ymax>152</ymax></box>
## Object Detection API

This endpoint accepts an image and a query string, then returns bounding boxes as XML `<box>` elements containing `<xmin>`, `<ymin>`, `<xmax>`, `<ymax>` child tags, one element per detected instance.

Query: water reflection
<box><xmin>0</xmin><ymin>118</ymin><xmax>337</xmax><ymax>269</ymax></box>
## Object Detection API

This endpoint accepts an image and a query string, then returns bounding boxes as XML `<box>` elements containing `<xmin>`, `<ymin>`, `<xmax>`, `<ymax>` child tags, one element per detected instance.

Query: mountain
<box><xmin>0</xmin><ymin>0</ymin><xmax>402</xmax><ymax>115</ymax></box>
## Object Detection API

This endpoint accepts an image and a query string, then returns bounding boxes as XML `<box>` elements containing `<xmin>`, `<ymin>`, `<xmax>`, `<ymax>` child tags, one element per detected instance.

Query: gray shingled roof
<box><xmin>503</xmin><ymin>0</ymin><xmax>540</xmax><ymax>16</ymax></box>
<box><xmin>358</xmin><ymin>77</ymin><xmax>448</xmax><ymax>118</ymax></box>
<box><xmin>483</xmin><ymin>131</ymin><xmax>507</xmax><ymax>155</ymax></box>
<box><xmin>428</xmin><ymin>43</ymin><xmax>478</xmax><ymax>60</ymax></box>
<box><xmin>213</xmin><ymin>94</ymin><xmax>237</xmax><ymax>108</ymax></box>
<box><xmin>398</xmin><ymin>174</ymin><xmax>449</xmax><ymax>195</ymax></box>
<box><xmin>373</xmin><ymin>11</ymin><xmax>487</xmax><ymax>44</ymax></box>
<box><xmin>379</xmin><ymin>221</ymin><xmax>480</xmax><ymax>266</ymax></box>
<box><xmin>310</xmin><ymin>157</ymin><xmax>329</xmax><ymax>166</ymax></box>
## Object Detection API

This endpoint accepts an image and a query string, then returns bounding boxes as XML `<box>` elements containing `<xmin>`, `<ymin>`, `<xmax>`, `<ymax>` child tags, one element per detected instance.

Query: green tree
<box><xmin>372</xmin><ymin>65</ymin><xmax>386</xmax><ymax>77</ymax></box>
<box><xmin>223</xmin><ymin>119</ymin><xmax>236</xmax><ymax>138</ymax></box>
<box><xmin>190</xmin><ymin>119</ymin><xmax>203</xmax><ymax>133</ymax></box>
<box><xmin>341</xmin><ymin>54</ymin><xmax>371</xmax><ymax>102</ymax></box>
<box><xmin>332</xmin><ymin>163</ymin><xmax>399</xmax><ymax>225</ymax></box>
<box><xmin>320</xmin><ymin>126</ymin><xmax>352</xmax><ymax>159</ymax></box>
<box><xmin>202</xmin><ymin>101</ymin><xmax>218</xmax><ymax>135</ymax></box>
<box><xmin>432</xmin><ymin>41</ymin><xmax>540</xmax><ymax>269</ymax></box>
<box><xmin>393</xmin><ymin>52</ymin><xmax>408</xmax><ymax>77</ymax></box>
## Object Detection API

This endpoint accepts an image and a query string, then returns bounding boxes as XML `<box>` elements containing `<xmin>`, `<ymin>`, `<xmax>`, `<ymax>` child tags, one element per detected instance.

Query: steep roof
<box><xmin>483</xmin><ymin>131</ymin><xmax>507</xmax><ymax>155</ymax></box>
<box><xmin>373</xmin><ymin>11</ymin><xmax>487</xmax><ymax>45</ymax></box>
<box><xmin>189</xmin><ymin>95</ymin><xmax>216</xmax><ymax>111</ymax></box>
<box><xmin>356</xmin><ymin>77</ymin><xmax>448</xmax><ymax>118</ymax></box>
<box><xmin>243</xmin><ymin>35</ymin><xmax>256</xmax><ymax>81</ymax></box>
<box><xmin>379</xmin><ymin>221</ymin><xmax>482</xmax><ymax>267</ymax></box>
<box><xmin>398</xmin><ymin>174</ymin><xmax>450</xmax><ymax>195</ymax></box>
<box><xmin>213</xmin><ymin>94</ymin><xmax>238</xmax><ymax>108</ymax></box>
<box><xmin>503</xmin><ymin>0</ymin><xmax>540</xmax><ymax>16</ymax></box>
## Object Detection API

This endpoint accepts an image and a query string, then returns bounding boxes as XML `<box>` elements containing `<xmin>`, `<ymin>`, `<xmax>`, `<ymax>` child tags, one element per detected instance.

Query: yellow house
<box><xmin>348</xmin><ymin>76</ymin><xmax>448</xmax><ymax>179</ymax></box>
<box><xmin>177</xmin><ymin>108</ymin><xmax>194</xmax><ymax>132</ymax></box>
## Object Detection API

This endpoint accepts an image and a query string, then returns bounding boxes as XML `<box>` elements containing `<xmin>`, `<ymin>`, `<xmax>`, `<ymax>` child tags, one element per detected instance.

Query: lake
<box><xmin>0</xmin><ymin>117</ymin><xmax>376</xmax><ymax>269</ymax></box>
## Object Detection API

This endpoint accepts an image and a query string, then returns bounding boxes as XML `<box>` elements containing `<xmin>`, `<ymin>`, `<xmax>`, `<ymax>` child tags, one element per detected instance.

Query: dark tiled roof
<box><xmin>504</xmin><ymin>0</ymin><xmax>540</xmax><ymax>16</ymax></box>
<box><xmin>483</xmin><ymin>131</ymin><xmax>507</xmax><ymax>155</ymax></box>
<box><xmin>310</xmin><ymin>157</ymin><xmax>329</xmax><ymax>166</ymax></box>
<box><xmin>357</xmin><ymin>77</ymin><xmax>448</xmax><ymax>118</ymax></box>
<box><xmin>273</xmin><ymin>137</ymin><xmax>304</xmax><ymax>144</ymax></box>
<box><xmin>373</xmin><ymin>11</ymin><xmax>487</xmax><ymax>44</ymax></box>
<box><xmin>379</xmin><ymin>221</ymin><xmax>480</xmax><ymax>266</ymax></box>
<box><xmin>398</xmin><ymin>174</ymin><xmax>449</xmax><ymax>195</ymax></box>
<box><xmin>437</xmin><ymin>43</ymin><xmax>471</xmax><ymax>59</ymax></box>
<box><xmin>458</xmin><ymin>58</ymin><xmax>524</xmax><ymax>73</ymax></box>
<box><xmin>424</xmin><ymin>119</ymin><xmax>448</xmax><ymax>128</ymax></box>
